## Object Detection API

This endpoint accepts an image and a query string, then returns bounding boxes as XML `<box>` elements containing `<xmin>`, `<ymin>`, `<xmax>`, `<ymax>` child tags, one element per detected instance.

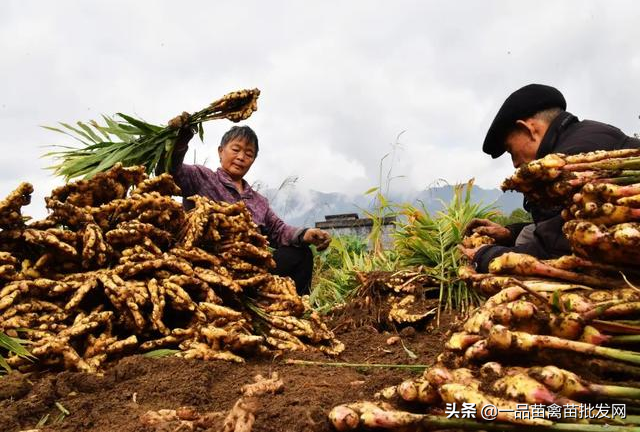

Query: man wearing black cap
<box><xmin>461</xmin><ymin>83</ymin><xmax>640</xmax><ymax>272</ymax></box>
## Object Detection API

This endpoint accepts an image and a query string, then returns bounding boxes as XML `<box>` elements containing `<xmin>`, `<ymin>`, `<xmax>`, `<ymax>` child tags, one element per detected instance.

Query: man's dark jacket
<box><xmin>473</xmin><ymin>111</ymin><xmax>640</xmax><ymax>272</ymax></box>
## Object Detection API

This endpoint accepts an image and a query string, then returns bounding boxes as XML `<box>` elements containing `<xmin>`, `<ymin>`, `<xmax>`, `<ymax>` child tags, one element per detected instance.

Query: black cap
<box><xmin>482</xmin><ymin>84</ymin><xmax>566</xmax><ymax>158</ymax></box>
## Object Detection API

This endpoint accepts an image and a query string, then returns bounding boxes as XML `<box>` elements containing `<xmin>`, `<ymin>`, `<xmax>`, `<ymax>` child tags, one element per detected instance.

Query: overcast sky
<box><xmin>2</xmin><ymin>1</ymin><xmax>639</xmax><ymax>219</ymax></box>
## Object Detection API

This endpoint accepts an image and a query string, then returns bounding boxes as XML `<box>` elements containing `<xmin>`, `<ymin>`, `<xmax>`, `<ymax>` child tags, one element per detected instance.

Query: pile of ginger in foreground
<box><xmin>0</xmin><ymin>163</ymin><xmax>342</xmax><ymax>373</ymax></box>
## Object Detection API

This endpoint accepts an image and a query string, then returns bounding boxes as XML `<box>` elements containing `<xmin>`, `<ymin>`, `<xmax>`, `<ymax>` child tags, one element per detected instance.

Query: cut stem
<box><xmin>593</xmin><ymin>320</ymin><xmax>640</xmax><ymax>335</ymax></box>
<box><xmin>488</xmin><ymin>325</ymin><xmax>640</xmax><ymax>365</ymax></box>
<box><xmin>590</xmin><ymin>382</ymin><xmax>640</xmax><ymax>400</ymax></box>
<box><xmin>563</xmin><ymin>157</ymin><xmax>640</xmax><ymax>172</ymax></box>
<box><xmin>588</xmin><ymin>359</ymin><xmax>640</xmax><ymax>378</ymax></box>
<box><xmin>610</xmin><ymin>335</ymin><xmax>640</xmax><ymax>345</ymax></box>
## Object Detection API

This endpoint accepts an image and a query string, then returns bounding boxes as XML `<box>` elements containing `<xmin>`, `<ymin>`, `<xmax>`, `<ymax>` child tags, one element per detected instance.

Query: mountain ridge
<box><xmin>260</xmin><ymin>183</ymin><xmax>525</xmax><ymax>227</ymax></box>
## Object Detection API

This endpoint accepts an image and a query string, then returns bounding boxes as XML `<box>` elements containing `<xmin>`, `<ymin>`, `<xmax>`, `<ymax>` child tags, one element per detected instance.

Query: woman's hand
<box><xmin>464</xmin><ymin>218</ymin><xmax>511</xmax><ymax>244</ymax></box>
<box><xmin>303</xmin><ymin>228</ymin><xmax>331</xmax><ymax>251</ymax></box>
<box><xmin>167</xmin><ymin>111</ymin><xmax>191</xmax><ymax>129</ymax></box>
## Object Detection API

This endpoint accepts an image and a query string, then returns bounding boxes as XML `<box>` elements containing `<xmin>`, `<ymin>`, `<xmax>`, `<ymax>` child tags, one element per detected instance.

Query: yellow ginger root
<box><xmin>45</xmin><ymin>197</ymin><xmax>95</xmax><ymax>227</ymax></box>
<box><xmin>225</xmin><ymin>333</ymin><xmax>264</xmax><ymax>352</ymax></box>
<box><xmin>195</xmin><ymin>267</ymin><xmax>242</xmax><ymax>292</ymax></box>
<box><xmin>0</xmin><ymin>252</ymin><xmax>18</xmax><ymax>266</ymax></box>
<box><xmin>178</xmin><ymin>340</ymin><xmax>244</xmax><ymax>363</ymax></box>
<box><xmin>1</xmin><ymin>300</ymin><xmax>63</xmax><ymax>322</ymax></box>
<box><xmin>140</xmin><ymin>328</ymin><xmax>196</xmax><ymax>351</ymax></box>
<box><xmin>131</xmin><ymin>173</ymin><xmax>181</xmax><ymax>196</ymax></box>
<box><xmin>236</xmin><ymin>273</ymin><xmax>272</xmax><ymax>288</ymax></box>
<box><xmin>265</xmin><ymin>314</ymin><xmax>315</xmax><ymax>338</ymax></box>
<box><xmin>439</xmin><ymin>382</ymin><xmax>552</xmax><ymax>426</ymax></box>
<box><xmin>169</xmin><ymin>247</ymin><xmax>221</xmax><ymax>267</ymax></box>
<box><xmin>46</xmin><ymin>228</ymin><xmax>79</xmax><ymax>246</ymax></box>
<box><xmin>564</xmin><ymin>148</ymin><xmax>640</xmax><ymax>164</ymax></box>
<box><xmin>84</xmin><ymin>332</ymin><xmax>118</xmax><ymax>358</ymax></box>
<box><xmin>225</xmin><ymin>257</ymin><xmax>267</xmax><ymax>274</ymax></box>
<box><xmin>396</xmin><ymin>378</ymin><xmax>440</xmax><ymax>403</ymax></box>
<box><xmin>388</xmin><ymin>295</ymin><xmax>436</xmax><ymax>324</ymax></box>
<box><xmin>266</xmin><ymin>328</ymin><xmax>307</xmax><ymax>351</ymax></box>
<box><xmin>119</xmin><ymin>237</ymin><xmax>163</xmax><ymax>259</ymax></box>
<box><xmin>162</xmin><ymin>280</ymin><xmax>198</xmax><ymax>313</ymax></box>
<box><xmin>489</xmin><ymin>252</ymin><xmax>625</xmax><ymax>288</ymax></box>
<box><xmin>48</xmin><ymin>162</ymin><xmax>144</xmax><ymax>205</ymax></box>
<box><xmin>115</xmin><ymin>257</ymin><xmax>194</xmax><ymax>278</ymax></box>
<box><xmin>81</xmin><ymin>223</ymin><xmax>112</xmax><ymax>268</ymax></box>
<box><xmin>0</xmin><ymin>182</ymin><xmax>33</xmax><ymax>228</ymax></box>
<box><xmin>166</xmin><ymin>274</ymin><xmax>220</xmax><ymax>303</ymax></box>
<box><xmin>106</xmin><ymin>221</ymin><xmax>172</xmax><ymax>246</ymax></box>
<box><xmin>461</xmin><ymin>232</ymin><xmax>495</xmax><ymax>248</ymax></box>
<box><xmin>0</xmin><ymin>163</ymin><xmax>342</xmax><ymax>370</ymax></box>
<box><xmin>0</xmin><ymin>263</ymin><xmax>17</xmax><ymax>281</ymax></box>
<box><xmin>317</xmin><ymin>338</ymin><xmax>345</xmax><ymax>356</ymax></box>
<box><xmin>179</xmin><ymin>197</ymin><xmax>214</xmax><ymax>248</ymax></box>
<box><xmin>240</xmin><ymin>372</ymin><xmax>284</xmax><ymax>397</ymax></box>
<box><xmin>200</xmin><ymin>303</ymin><xmax>243</xmax><ymax>321</ymax></box>
<box><xmin>221</xmin><ymin>397</ymin><xmax>258</xmax><ymax>432</ymax></box>
<box><xmin>564</xmin><ymin>220</ymin><xmax>640</xmax><ymax>265</ymax></box>
<box><xmin>64</xmin><ymin>275</ymin><xmax>98</xmax><ymax>311</ymax></box>
<box><xmin>219</xmin><ymin>241</ymin><xmax>273</xmax><ymax>262</ymax></box>
<box><xmin>118</xmin><ymin>248</ymin><xmax>158</xmax><ymax>264</ymax></box>
<box><xmin>23</xmin><ymin>228</ymin><xmax>78</xmax><ymax>257</ymax></box>
<box><xmin>147</xmin><ymin>278</ymin><xmax>169</xmax><ymax>335</ymax></box>
<box><xmin>140</xmin><ymin>406</ymin><xmax>225</xmax><ymax>430</ymax></box>
<box><xmin>0</xmin><ymin>281</ymin><xmax>32</xmax><ymax>312</ymax></box>
<box><xmin>501</xmin><ymin>153</ymin><xmax>566</xmax><ymax>191</ymax></box>
<box><xmin>30</xmin><ymin>338</ymin><xmax>94</xmax><ymax>372</ymax></box>
<box><xmin>492</xmin><ymin>372</ymin><xmax>558</xmax><ymax>404</ymax></box>
<box><xmin>211</xmin><ymin>88</ymin><xmax>261</xmax><ymax>123</ymax></box>
<box><xmin>105</xmin><ymin>335</ymin><xmax>138</xmax><ymax>355</ymax></box>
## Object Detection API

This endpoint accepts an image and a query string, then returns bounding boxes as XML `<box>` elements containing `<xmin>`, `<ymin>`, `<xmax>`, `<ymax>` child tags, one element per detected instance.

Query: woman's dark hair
<box><xmin>220</xmin><ymin>125</ymin><xmax>259</xmax><ymax>154</ymax></box>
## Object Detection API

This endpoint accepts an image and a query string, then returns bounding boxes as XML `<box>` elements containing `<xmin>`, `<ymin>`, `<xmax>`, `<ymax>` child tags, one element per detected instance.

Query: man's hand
<box><xmin>303</xmin><ymin>228</ymin><xmax>331</xmax><ymax>251</ymax></box>
<box><xmin>464</xmin><ymin>218</ymin><xmax>511</xmax><ymax>245</ymax></box>
<box><xmin>457</xmin><ymin>244</ymin><xmax>484</xmax><ymax>261</ymax></box>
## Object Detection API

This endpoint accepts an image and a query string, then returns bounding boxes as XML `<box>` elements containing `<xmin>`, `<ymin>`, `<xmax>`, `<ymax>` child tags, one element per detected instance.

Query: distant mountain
<box><xmin>261</xmin><ymin>184</ymin><xmax>525</xmax><ymax>227</ymax></box>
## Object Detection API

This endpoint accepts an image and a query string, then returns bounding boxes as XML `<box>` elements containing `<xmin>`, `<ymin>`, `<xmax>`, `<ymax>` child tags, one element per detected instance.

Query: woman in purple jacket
<box><xmin>165</xmin><ymin>115</ymin><xmax>331</xmax><ymax>295</ymax></box>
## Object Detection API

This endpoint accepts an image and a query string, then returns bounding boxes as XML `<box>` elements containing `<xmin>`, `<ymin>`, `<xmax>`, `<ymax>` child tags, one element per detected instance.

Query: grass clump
<box><xmin>0</xmin><ymin>331</ymin><xmax>34</xmax><ymax>373</ymax></box>
<box><xmin>394</xmin><ymin>180</ymin><xmax>499</xmax><ymax>313</ymax></box>
<box><xmin>310</xmin><ymin>236</ymin><xmax>398</xmax><ymax>313</ymax></box>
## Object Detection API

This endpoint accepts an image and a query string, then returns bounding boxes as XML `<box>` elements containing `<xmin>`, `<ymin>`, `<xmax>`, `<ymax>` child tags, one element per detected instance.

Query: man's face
<box><xmin>218</xmin><ymin>138</ymin><xmax>257</xmax><ymax>180</ymax></box>
<box><xmin>504</xmin><ymin>127</ymin><xmax>541</xmax><ymax>168</ymax></box>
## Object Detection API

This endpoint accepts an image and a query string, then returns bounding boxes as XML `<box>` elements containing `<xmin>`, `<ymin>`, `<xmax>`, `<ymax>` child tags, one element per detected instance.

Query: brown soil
<box><xmin>0</xmin><ymin>314</ymin><xmax>456</xmax><ymax>432</ymax></box>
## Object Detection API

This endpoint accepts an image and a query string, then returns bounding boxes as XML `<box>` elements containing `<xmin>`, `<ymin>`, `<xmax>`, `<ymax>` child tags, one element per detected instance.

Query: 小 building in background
<box><xmin>315</xmin><ymin>213</ymin><xmax>396</xmax><ymax>249</ymax></box>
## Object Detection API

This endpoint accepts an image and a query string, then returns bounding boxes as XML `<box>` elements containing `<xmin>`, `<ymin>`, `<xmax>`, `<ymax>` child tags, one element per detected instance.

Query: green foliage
<box><xmin>393</xmin><ymin>180</ymin><xmax>499</xmax><ymax>312</ymax></box>
<box><xmin>43</xmin><ymin>116</ymin><xmax>176</xmax><ymax>180</ymax></box>
<box><xmin>310</xmin><ymin>236</ymin><xmax>398</xmax><ymax>313</ymax></box>
<box><xmin>363</xmin><ymin>185</ymin><xmax>396</xmax><ymax>256</ymax></box>
<box><xmin>314</xmin><ymin>235</ymin><xmax>368</xmax><ymax>270</ymax></box>
<box><xmin>310</xmin><ymin>178</ymin><xmax>503</xmax><ymax>314</ymax></box>
<box><xmin>36</xmin><ymin>414</ymin><xmax>50</xmax><ymax>428</ymax></box>
<box><xmin>362</xmin><ymin>132</ymin><xmax>405</xmax><ymax>255</ymax></box>
<box><xmin>492</xmin><ymin>208</ymin><xmax>532</xmax><ymax>226</ymax></box>
<box><xmin>43</xmin><ymin>90</ymin><xmax>259</xmax><ymax>180</ymax></box>
<box><xmin>142</xmin><ymin>348</ymin><xmax>180</xmax><ymax>358</ymax></box>
<box><xmin>0</xmin><ymin>331</ymin><xmax>34</xmax><ymax>373</ymax></box>
<box><xmin>54</xmin><ymin>402</ymin><xmax>70</xmax><ymax>423</ymax></box>
<box><xmin>309</xmin><ymin>140</ymin><xmax>505</xmax><ymax>315</ymax></box>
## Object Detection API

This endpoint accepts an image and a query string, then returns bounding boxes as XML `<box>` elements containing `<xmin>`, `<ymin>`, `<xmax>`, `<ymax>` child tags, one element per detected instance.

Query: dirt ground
<box><xmin>0</xmin><ymin>314</ymin><xmax>456</xmax><ymax>432</ymax></box>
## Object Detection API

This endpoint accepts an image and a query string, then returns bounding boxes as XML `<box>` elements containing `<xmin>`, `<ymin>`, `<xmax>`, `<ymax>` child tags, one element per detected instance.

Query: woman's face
<box><xmin>218</xmin><ymin>138</ymin><xmax>257</xmax><ymax>180</ymax></box>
